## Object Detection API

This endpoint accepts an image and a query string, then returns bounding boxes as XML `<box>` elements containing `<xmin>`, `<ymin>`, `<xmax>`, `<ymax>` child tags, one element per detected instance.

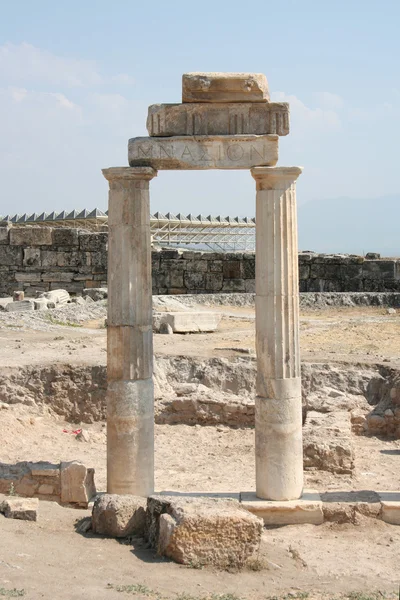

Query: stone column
<box><xmin>102</xmin><ymin>166</ymin><xmax>157</xmax><ymax>496</ymax></box>
<box><xmin>251</xmin><ymin>166</ymin><xmax>303</xmax><ymax>501</ymax></box>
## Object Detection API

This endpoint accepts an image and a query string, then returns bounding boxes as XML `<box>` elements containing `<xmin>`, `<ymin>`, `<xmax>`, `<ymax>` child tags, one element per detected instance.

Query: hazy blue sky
<box><xmin>0</xmin><ymin>0</ymin><xmax>399</xmax><ymax>218</ymax></box>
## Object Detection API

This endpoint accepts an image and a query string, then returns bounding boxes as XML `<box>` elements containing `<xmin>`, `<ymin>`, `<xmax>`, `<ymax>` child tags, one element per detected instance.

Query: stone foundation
<box><xmin>0</xmin><ymin>460</ymin><xmax>96</xmax><ymax>507</ymax></box>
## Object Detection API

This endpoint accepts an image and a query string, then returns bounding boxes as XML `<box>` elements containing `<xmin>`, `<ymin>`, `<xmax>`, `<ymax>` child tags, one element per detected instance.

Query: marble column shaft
<box><xmin>102</xmin><ymin>166</ymin><xmax>157</xmax><ymax>496</ymax></box>
<box><xmin>251</xmin><ymin>166</ymin><xmax>303</xmax><ymax>501</ymax></box>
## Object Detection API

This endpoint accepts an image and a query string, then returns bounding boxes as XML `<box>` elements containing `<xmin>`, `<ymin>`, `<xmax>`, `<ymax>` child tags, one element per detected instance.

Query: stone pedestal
<box><xmin>102</xmin><ymin>167</ymin><xmax>157</xmax><ymax>496</ymax></box>
<box><xmin>251</xmin><ymin>166</ymin><xmax>303</xmax><ymax>501</ymax></box>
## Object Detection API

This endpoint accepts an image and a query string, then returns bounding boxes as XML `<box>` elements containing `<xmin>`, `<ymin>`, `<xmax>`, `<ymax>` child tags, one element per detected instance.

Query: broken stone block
<box><xmin>182</xmin><ymin>72</ymin><xmax>269</xmax><ymax>103</ymax></box>
<box><xmin>159</xmin><ymin>322</ymin><xmax>173</xmax><ymax>334</ymax></box>
<box><xmin>0</xmin><ymin>495</ymin><xmax>39</xmax><ymax>521</ymax></box>
<box><xmin>5</xmin><ymin>300</ymin><xmax>34</xmax><ymax>312</ymax></box>
<box><xmin>155</xmin><ymin>312</ymin><xmax>221</xmax><ymax>333</ymax></box>
<box><xmin>34</xmin><ymin>298</ymin><xmax>48</xmax><ymax>311</ymax></box>
<box><xmin>146</xmin><ymin>495</ymin><xmax>263</xmax><ymax>568</ymax></box>
<box><xmin>60</xmin><ymin>461</ymin><xmax>96</xmax><ymax>507</ymax></box>
<box><xmin>92</xmin><ymin>494</ymin><xmax>146</xmax><ymax>538</ymax></box>
<box><xmin>39</xmin><ymin>289</ymin><xmax>70</xmax><ymax>305</ymax></box>
<box><xmin>83</xmin><ymin>287</ymin><xmax>108</xmax><ymax>301</ymax></box>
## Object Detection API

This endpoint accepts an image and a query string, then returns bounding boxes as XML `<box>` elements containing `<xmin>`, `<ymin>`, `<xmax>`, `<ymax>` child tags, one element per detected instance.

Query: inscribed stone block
<box><xmin>128</xmin><ymin>135</ymin><xmax>278</xmax><ymax>170</ymax></box>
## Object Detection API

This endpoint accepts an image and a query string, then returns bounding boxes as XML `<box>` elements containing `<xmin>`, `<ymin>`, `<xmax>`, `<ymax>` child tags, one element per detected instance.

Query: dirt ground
<box><xmin>0</xmin><ymin>302</ymin><xmax>400</xmax><ymax>599</ymax></box>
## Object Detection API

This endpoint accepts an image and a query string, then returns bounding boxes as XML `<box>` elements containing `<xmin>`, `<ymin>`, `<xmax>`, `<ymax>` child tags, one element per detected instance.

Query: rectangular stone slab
<box><xmin>128</xmin><ymin>135</ymin><xmax>278</xmax><ymax>170</ymax></box>
<box><xmin>156</xmin><ymin>311</ymin><xmax>221</xmax><ymax>333</ymax></box>
<box><xmin>379</xmin><ymin>491</ymin><xmax>400</xmax><ymax>524</ymax></box>
<box><xmin>182</xmin><ymin>72</ymin><xmax>269</xmax><ymax>103</ymax></box>
<box><xmin>147</xmin><ymin>102</ymin><xmax>289</xmax><ymax>137</ymax></box>
<box><xmin>240</xmin><ymin>490</ymin><xmax>324</xmax><ymax>525</ymax></box>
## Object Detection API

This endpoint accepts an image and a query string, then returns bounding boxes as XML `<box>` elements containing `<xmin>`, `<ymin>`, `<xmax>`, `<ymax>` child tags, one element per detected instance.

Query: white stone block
<box><xmin>156</xmin><ymin>311</ymin><xmax>221</xmax><ymax>333</ymax></box>
<box><xmin>128</xmin><ymin>135</ymin><xmax>278</xmax><ymax>170</ymax></box>
<box><xmin>5</xmin><ymin>300</ymin><xmax>34</xmax><ymax>312</ymax></box>
<box><xmin>240</xmin><ymin>490</ymin><xmax>323</xmax><ymax>525</ymax></box>
<box><xmin>379</xmin><ymin>491</ymin><xmax>400</xmax><ymax>524</ymax></box>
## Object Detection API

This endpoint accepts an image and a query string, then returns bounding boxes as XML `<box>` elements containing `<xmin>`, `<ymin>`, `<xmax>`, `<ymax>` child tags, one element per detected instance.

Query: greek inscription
<box><xmin>138</xmin><ymin>145</ymin><xmax>153</xmax><ymax>157</ymax></box>
<box><xmin>181</xmin><ymin>146</ymin><xmax>194</xmax><ymax>159</ymax></box>
<box><xmin>227</xmin><ymin>144</ymin><xmax>244</xmax><ymax>161</ymax></box>
<box><xmin>199</xmin><ymin>146</ymin><xmax>212</xmax><ymax>161</ymax></box>
<box><xmin>250</xmin><ymin>145</ymin><xmax>265</xmax><ymax>160</ymax></box>
<box><xmin>159</xmin><ymin>145</ymin><xmax>174</xmax><ymax>159</ymax></box>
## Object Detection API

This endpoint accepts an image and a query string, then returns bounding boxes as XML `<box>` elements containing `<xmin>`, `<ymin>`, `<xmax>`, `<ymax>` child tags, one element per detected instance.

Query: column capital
<box><xmin>251</xmin><ymin>166</ymin><xmax>302</xmax><ymax>190</ymax></box>
<box><xmin>102</xmin><ymin>166</ymin><xmax>157</xmax><ymax>182</ymax></box>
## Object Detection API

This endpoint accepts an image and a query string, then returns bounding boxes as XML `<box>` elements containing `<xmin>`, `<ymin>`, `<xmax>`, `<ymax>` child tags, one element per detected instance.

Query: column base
<box><xmin>240</xmin><ymin>490</ymin><xmax>323</xmax><ymax>525</ymax></box>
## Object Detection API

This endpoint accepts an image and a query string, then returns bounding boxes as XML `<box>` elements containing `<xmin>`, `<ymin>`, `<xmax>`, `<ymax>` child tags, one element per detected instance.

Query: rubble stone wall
<box><xmin>1</xmin><ymin>226</ymin><xmax>400</xmax><ymax>296</ymax></box>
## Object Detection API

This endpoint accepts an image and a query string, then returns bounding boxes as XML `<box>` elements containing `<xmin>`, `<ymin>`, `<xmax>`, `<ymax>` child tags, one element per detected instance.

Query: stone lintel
<box><xmin>102</xmin><ymin>166</ymin><xmax>157</xmax><ymax>182</ymax></box>
<box><xmin>182</xmin><ymin>72</ymin><xmax>269</xmax><ymax>103</ymax></box>
<box><xmin>128</xmin><ymin>135</ymin><xmax>279</xmax><ymax>170</ymax></box>
<box><xmin>240</xmin><ymin>490</ymin><xmax>324</xmax><ymax>525</ymax></box>
<box><xmin>251</xmin><ymin>166</ymin><xmax>303</xmax><ymax>190</ymax></box>
<box><xmin>147</xmin><ymin>102</ymin><xmax>289</xmax><ymax>137</ymax></box>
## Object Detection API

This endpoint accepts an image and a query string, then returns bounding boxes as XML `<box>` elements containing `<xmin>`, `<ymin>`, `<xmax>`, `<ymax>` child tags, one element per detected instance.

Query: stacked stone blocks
<box><xmin>1</xmin><ymin>225</ymin><xmax>399</xmax><ymax>298</ymax></box>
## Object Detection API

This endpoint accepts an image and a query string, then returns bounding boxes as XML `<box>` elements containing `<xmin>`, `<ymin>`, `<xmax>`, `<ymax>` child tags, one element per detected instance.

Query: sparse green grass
<box><xmin>176</xmin><ymin>595</ymin><xmax>244</xmax><ymax>600</ymax></box>
<box><xmin>8</xmin><ymin>482</ymin><xmax>17</xmax><ymax>496</ymax></box>
<box><xmin>0</xmin><ymin>588</ymin><xmax>25</xmax><ymax>598</ymax></box>
<box><xmin>105</xmin><ymin>585</ymin><xmax>397</xmax><ymax>600</ymax></box>
<box><xmin>45</xmin><ymin>315</ymin><xmax>82</xmax><ymax>327</ymax></box>
<box><xmin>106</xmin><ymin>583</ymin><xmax>154</xmax><ymax>595</ymax></box>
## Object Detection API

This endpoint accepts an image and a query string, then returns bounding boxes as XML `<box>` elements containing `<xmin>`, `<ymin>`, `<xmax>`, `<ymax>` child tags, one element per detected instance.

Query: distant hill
<box><xmin>298</xmin><ymin>195</ymin><xmax>400</xmax><ymax>257</ymax></box>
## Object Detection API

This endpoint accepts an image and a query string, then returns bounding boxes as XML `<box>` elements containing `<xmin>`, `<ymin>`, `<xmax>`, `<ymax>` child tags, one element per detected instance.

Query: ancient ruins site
<box><xmin>0</xmin><ymin>72</ymin><xmax>399</xmax><ymax>600</ymax></box>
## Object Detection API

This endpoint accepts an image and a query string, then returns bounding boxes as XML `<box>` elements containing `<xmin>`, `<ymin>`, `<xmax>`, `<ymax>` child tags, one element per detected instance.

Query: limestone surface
<box><xmin>303</xmin><ymin>411</ymin><xmax>354</xmax><ymax>474</ymax></box>
<box><xmin>0</xmin><ymin>495</ymin><xmax>39</xmax><ymax>521</ymax></box>
<box><xmin>128</xmin><ymin>135</ymin><xmax>278</xmax><ymax>170</ymax></box>
<box><xmin>240</xmin><ymin>490</ymin><xmax>323</xmax><ymax>525</ymax></box>
<box><xmin>5</xmin><ymin>300</ymin><xmax>34</xmax><ymax>312</ymax></box>
<box><xmin>147</xmin><ymin>102</ymin><xmax>289</xmax><ymax>136</ymax></box>
<box><xmin>60</xmin><ymin>460</ymin><xmax>96</xmax><ymax>507</ymax></box>
<box><xmin>146</xmin><ymin>495</ymin><xmax>263</xmax><ymax>568</ymax></box>
<box><xmin>379</xmin><ymin>492</ymin><xmax>400</xmax><ymax>525</ymax></box>
<box><xmin>182</xmin><ymin>72</ymin><xmax>269</xmax><ymax>103</ymax></box>
<box><xmin>92</xmin><ymin>493</ymin><xmax>146</xmax><ymax>537</ymax></box>
<box><xmin>154</xmin><ymin>311</ymin><xmax>221</xmax><ymax>333</ymax></box>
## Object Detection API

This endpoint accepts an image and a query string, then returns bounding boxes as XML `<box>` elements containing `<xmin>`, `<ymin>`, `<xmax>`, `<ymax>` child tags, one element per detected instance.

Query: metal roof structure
<box><xmin>0</xmin><ymin>209</ymin><xmax>256</xmax><ymax>251</ymax></box>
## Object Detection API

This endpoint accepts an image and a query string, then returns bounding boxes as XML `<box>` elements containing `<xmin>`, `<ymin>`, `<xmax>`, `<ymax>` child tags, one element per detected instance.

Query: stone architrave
<box><xmin>102</xmin><ymin>166</ymin><xmax>157</xmax><ymax>496</ymax></box>
<box><xmin>182</xmin><ymin>72</ymin><xmax>269</xmax><ymax>103</ymax></box>
<box><xmin>251</xmin><ymin>166</ymin><xmax>303</xmax><ymax>502</ymax></box>
<box><xmin>147</xmin><ymin>103</ymin><xmax>289</xmax><ymax>137</ymax></box>
<box><xmin>128</xmin><ymin>135</ymin><xmax>278</xmax><ymax>170</ymax></box>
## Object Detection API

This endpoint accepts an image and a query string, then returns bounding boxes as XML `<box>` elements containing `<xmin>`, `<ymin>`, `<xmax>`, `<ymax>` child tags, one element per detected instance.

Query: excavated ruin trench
<box><xmin>0</xmin><ymin>355</ymin><xmax>399</xmax><ymax>435</ymax></box>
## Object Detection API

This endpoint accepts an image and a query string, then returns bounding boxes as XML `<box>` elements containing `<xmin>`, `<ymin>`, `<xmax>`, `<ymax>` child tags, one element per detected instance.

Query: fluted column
<box><xmin>251</xmin><ymin>166</ymin><xmax>303</xmax><ymax>501</ymax></box>
<box><xmin>102</xmin><ymin>166</ymin><xmax>157</xmax><ymax>496</ymax></box>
